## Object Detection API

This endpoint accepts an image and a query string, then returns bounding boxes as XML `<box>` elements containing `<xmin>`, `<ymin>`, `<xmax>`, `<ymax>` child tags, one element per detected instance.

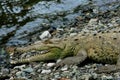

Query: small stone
<box><xmin>81</xmin><ymin>74</ymin><xmax>91</xmax><ymax>80</ymax></box>
<box><xmin>106</xmin><ymin>76</ymin><xmax>113</xmax><ymax>79</ymax></box>
<box><xmin>69</xmin><ymin>33</ymin><xmax>77</xmax><ymax>37</ymax></box>
<box><xmin>101</xmin><ymin>75</ymin><xmax>113</xmax><ymax>80</ymax></box>
<box><xmin>61</xmin><ymin>65</ymin><xmax>68</xmax><ymax>71</ymax></box>
<box><xmin>85</xmin><ymin>65</ymin><xmax>91</xmax><ymax>69</ymax></box>
<box><xmin>57</xmin><ymin>28</ymin><xmax>64</xmax><ymax>31</ymax></box>
<box><xmin>114</xmin><ymin>72</ymin><xmax>120</xmax><ymax>78</ymax></box>
<box><xmin>53</xmin><ymin>72</ymin><xmax>61</xmax><ymax>78</ymax></box>
<box><xmin>56</xmin><ymin>59</ymin><xmax>62</xmax><ymax>63</ymax></box>
<box><xmin>88</xmin><ymin>19</ymin><xmax>98</xmax><ymax>26</ymax></box>
<box><xmin>37</xmin><ymin>69</ymin><xmax>41</xmax><ymax>73</ymax></box>
<box><xmin>47</xmin><ymin>63</ymin><xmax>55</xmax><ymax>67</ymax></box>
<box><xmin>70</xmin><ymin>28</ymin><xmax>77</xmax><ymax>32</ymax></box>
<box><xmin>1</xmin><ymin>68</ymin><xmax>9</xmax><ymax>74</ymax></box>
<box><xmin>22</xmin><ymin>67</ymin><xmax>34</xmax><ymax>73</ymax></box>
<box><xmin>39</xmin><ymin>31</ymin><xmax>51</xmax><ymax>40</ymax></box>
<box><xmin>41</xmin><ymin>70</ymin><xmax>51</xmax><ymax>74</ymax></box>
<box><xmin>15</xmin><ymin>71</ymin><xmax>27</xmax><ymax>79</ymax></box>
<box><xmin>14</xmin><ymin>65</ymin><xmax>26</xmax><ymax>70</ymax></box>
<box><xmin>16</xmin><ymin>71</ymin><xmax>23</xmax><ymax>77</ymax></box>
<box><xmin>91</xmin><ymin>73</ymin><xmax>97</xmax><ymax>79</ymax></box>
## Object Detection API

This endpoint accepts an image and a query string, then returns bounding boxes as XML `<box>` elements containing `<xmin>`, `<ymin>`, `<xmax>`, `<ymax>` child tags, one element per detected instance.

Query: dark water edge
<box><xmin>0</xmin><ymin>0</ymin><xmax>120</xmax><ymax>46</ymax></box>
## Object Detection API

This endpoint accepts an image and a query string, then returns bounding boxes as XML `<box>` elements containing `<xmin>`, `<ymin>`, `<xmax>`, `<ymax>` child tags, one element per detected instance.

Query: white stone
<box><xmin>41</xmin><ymin>70</ymin><xmax>51</xmax><ymax>74</ymax></box>
<box><xmin>39</xmin><ymin>31</ymin><xmax>51</xmax><ymax>40</ymax></box>
<box><xmin>88</xmin><ymin>19</ymin><xmax>98</xmax><ymax>25</ymax></box>
<box><xmin>61</xmin><ymin>65</ymin><xmax>68</xmax><ymax>71</ymax></box>
<box><xmin>57</xmin><ymin>28</ymin><xmax>64</xmax><ymax>31</ymax></box>
<box><xmin>56</xmin><ymin>59</ymin><xmax>62</xmax><ymax>63</ymax></box>
<box><xmin>47</xmin><ymin>63</ymin><xmax>55</xmax><ymax>67</ymax></box>
<box><xmin>14</xmin><ymin>65</ymin><xmax>26</xmax><ymax>70</ymax></box>
<box><xmin>69</xmin><ymin>33</ymin><xmax>77</xmax><ymax>37</ymax></box>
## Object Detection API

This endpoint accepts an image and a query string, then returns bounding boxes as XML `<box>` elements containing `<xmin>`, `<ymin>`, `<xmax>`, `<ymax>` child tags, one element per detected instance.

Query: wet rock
<box><xmin>93</xmin><ymin>0</ymin><xmax>120</xmax><ymax>12</ymax></box>
<box><xmin>6</xmin><ymin>19</ymin><xmax>50</xmax><ymax>46</ymax></box>
<box><xmin>0</xmin><ymin>26</ymin><xmax>16</xmax><ymax>44</ymax></box>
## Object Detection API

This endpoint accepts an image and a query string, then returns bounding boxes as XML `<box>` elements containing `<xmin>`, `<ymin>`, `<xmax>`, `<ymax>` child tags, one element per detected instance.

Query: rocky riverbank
<box><xmin>1</xmin><ymin>10</ymin><xmax>120</xmax><ymax>79</ymax></box>
<box><xmin>0</xmin><ymin>0</ymin><xmax>120</xmax><ymax>80</ymax></box>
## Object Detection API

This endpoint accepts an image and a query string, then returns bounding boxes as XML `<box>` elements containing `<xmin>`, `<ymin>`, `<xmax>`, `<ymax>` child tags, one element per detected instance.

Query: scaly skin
<box><xmin>7</xmin><ymin>32</ymin><xmax>120</xmax><ymax>73</ymax></box>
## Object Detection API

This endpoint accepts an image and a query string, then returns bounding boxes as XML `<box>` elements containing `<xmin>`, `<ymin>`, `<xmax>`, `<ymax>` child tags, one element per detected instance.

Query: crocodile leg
<box><xmin>55</xmin><ymin>49</ymin><xmax>87</xmax><ymax>67</ymax></box>
<box><xmin>96</xmin><ymin>54</ymin><xmax>120</xmax><ymax>73</ymax></box>
<box><xmin>11</xmin><ymin>47</ymin><xmax>62</xmax><ymax>64</ymax></box>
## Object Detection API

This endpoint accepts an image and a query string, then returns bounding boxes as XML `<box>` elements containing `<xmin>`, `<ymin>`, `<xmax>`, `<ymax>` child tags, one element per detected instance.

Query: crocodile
<box><xmin>6</xmin><ymin>32</ymin><xmax>120</xmax><ymax>73</ymax></box>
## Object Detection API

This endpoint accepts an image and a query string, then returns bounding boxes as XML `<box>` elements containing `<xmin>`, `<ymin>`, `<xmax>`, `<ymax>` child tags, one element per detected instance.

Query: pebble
<box><xmin>61</xmin><ymin>65</ymin><xmax>68</xmax><ymax>71</ymax></box>
<box><xmin>101</xmin><ymin>75</ymin><xmax>113</xmax><ymax>80</ymax></box>
<box><xmin>88</xmin><ymin>18</ymin><xmax>98</xmax><ymax>26</ymax></box>
<box><xmin>16</xmin><ymin>71</ymin><xmax>26</xmax><ymax>78</ymax></box>
<box><xmin>85</xmin><ymin>65</ymin><xmax>91</xmax><ymax>69</ymax></box>
<box><xmin>91</xmin><ymin>73</ymin><xmax>98</xmax><ymax>79</ymax></box>
<box><xmin>0</xmin><ymin>68</ymin><xmax>9</xmax><ymax>74</ymax></box>
<box><xmin>56</xmin><ymin>59</ymin><xmax>62</xmax><ymax>63</ymax></box>
<box><xmin>69</xmin><ymin>33</ymin><xmax>77</xmax><ymax>37</ymax></box>
<box><xmin>81</xmin><ymin>73</ymin><xmax>91</xmax><ymax>80</ymax></box>
<box><xmin>16</xmin><ymin>71</ymin><xmax>23</xmax><ymax>77</ymax></box>
<box><xmin>22</xmin><ymin>67</ymin><xmax>34</xmax><ymax>73</ymax></box>
<box><xmin>37</xmin><ymin>69</ymin><xmax>41</xmax><ymax>73</ymax></box>
<box><xmin>47</xmin><ymin>63</ymin><xmax>55</xmax><ymax>67</ymax></box>
<box><xmin>41</xmin><ymin>69</ymin><xmax>51</xmax><ymax>74</ymax></box>
<box><xmin>14</xmin><ymin>65</ymin><xmax>26</xmax><ymax>70</ymax></box>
